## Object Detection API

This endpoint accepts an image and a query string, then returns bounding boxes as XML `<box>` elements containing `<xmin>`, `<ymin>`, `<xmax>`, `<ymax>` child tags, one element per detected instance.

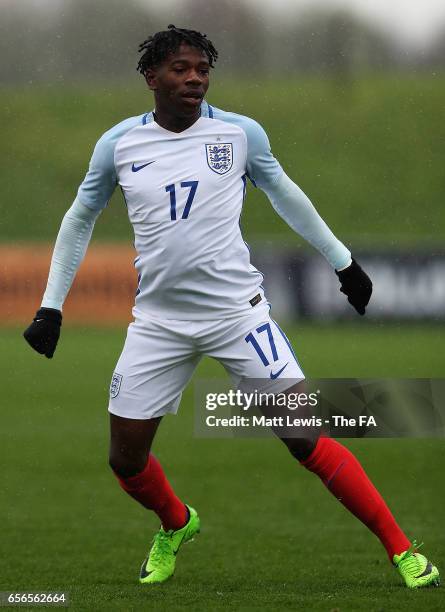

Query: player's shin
<box><xmin>113</xmin><ymin>453</ymin><xmax>188</xmax><ymax>531</ymax></box>
<box><xmin>300</xmin><ymin>437</ymin><xmax>410</xmax><ymax>560</ymax></box>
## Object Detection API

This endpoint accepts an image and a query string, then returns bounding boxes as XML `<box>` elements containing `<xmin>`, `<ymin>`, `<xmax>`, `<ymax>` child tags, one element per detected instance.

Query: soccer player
<box><xmin>24</xmin><ymin>25</ymin><xmax>439</xmax><ymax>589</ymax></box>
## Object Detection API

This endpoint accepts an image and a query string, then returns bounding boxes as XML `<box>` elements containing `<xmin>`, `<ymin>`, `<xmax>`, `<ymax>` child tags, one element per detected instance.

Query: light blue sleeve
<box><xmin>41</xmin><ymin>197</ymin><xmax>100</xmax><ymax>310</ymax></box>
<box><xmin>210</xmin><ymin>107</ymin><xmax>283</xmax><ymax>189</ymax></box>
<box><xmin>242</xmin><ymin>117</ymin><xmax>284</xmax><ymax>189</ymax></box>
<box><xmin>77</xmin><ymin>115</ymin><xmax>143</xmax><ymax>211</ymax></box>
<box><xmin>262</xmin><ymin>172</ymin><xmax>352</xmax><ymax>270</ymax></box>
<box><xmin>209</xmin><ymin>106</ymin><xmax>350</xmax><ymax>269</ymax></box>
<box><xmin>41</xmin><ymin>114</ymin><xmax>146</xmax><ymax>309</ymax></box>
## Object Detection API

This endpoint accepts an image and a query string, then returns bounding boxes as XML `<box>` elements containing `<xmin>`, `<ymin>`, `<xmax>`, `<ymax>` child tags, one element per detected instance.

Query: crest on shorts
<box><xmin>205</xmin><ymin>143</ymin><xmax>233</xmax><ymax>175</ymax></box>
<box><xmin>110</xmin><ymin>372</ymin><xmax>123</xmax><ymax>398</ymax></box>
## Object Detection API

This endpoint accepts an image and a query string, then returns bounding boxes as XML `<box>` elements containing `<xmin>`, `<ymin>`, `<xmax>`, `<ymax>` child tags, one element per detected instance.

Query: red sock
<box><xmin>114</xmin><ymin>454</ymin><xmax>187</xmax><ymax>531</ymax></box>
<box><xmin>301</xmin><ymin>437</ymin><xmax>410</xmax><ymax>559</ymax></box>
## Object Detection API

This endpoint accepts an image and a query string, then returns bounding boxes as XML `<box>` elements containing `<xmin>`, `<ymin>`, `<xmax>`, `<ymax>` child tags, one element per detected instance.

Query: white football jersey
<box><xmin>77</xmin><ymin>102</ymin><xmax>283</xmax><ymax>320</ymax></box>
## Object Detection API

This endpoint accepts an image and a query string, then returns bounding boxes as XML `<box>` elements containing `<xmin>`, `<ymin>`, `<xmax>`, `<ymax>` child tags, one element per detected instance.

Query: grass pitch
<box><xmin>1</xmin><ymin>323</ymin><xmax>444</xmax><ymax>611</ymax></box>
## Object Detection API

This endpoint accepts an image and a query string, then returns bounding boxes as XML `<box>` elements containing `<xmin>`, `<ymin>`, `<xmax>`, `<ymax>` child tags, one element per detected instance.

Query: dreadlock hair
<box><xmin>137</xmin><ymin>24</ymin><xmax>218</xmax><ymax>76</ymax></box>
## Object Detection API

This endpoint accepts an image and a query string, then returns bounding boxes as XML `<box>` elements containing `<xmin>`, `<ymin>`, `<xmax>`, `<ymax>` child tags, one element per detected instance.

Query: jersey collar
<box><xmin>144</xmin><ymin>100</ymin><xmax>213</xmax><ymax>126</ymax></box>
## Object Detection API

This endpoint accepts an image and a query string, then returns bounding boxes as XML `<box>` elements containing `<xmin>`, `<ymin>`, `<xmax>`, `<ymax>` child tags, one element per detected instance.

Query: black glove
<box><xmin>335</xmin><ymin>258</ymin><xmax>372</xmax><ymax>315</ymax></box>
<box><xmin>23</xmin><ymin>307</ymin><xmax>62</xmax><ymax>358</ymax></box>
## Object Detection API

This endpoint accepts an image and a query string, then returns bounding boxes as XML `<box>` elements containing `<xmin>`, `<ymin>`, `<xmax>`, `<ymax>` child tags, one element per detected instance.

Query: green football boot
<box><xmin>139</xmin><ymin>505</ymin><xmax>200</xmax><ymax>584</ymax></box>
<box><xmin>393</xmin><ymin>541</ymin><xmax>440</xmax><ymax>589</ymax></box>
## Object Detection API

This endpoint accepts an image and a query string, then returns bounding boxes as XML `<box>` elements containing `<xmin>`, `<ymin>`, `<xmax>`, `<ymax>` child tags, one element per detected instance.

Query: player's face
<box><xmin>145</xmin><ymin>44</ymin><xmax>210</xmax><ymax>117</ymax></box>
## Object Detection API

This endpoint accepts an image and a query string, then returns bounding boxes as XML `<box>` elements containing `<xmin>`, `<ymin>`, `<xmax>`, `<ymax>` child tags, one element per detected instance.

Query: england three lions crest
<box><xmin>205</xmin><ymin>143</ymin><xmax>233</xmax><ymax>175</ymax></box>
<box><xmin>110</xmin><ymin>372</ymin><xmax>123</xmax><ymax>398</ymax></box>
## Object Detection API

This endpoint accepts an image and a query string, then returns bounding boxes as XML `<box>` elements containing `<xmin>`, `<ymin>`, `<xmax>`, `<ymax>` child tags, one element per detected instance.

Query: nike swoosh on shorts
<box><xmin>270</xmin><ymin>362</ymin><xmax>288</xmax><ymax>379</ymax></box>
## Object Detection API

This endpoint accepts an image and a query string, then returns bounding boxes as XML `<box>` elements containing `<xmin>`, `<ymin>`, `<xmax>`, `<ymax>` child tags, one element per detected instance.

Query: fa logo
<box><xmin>205</xmin><ymin>143</ymin><xmax>233</xmax><ymax>175</ymax></box>
<box><xmin>110</xmin><ymin>372</ymin><xmax>123</xmax><ymax>398</ymax></box>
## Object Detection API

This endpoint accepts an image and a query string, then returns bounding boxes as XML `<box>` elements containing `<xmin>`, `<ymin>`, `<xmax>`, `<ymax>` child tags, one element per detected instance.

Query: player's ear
<box><xmin>145</xmin><ymin>69</ymin><xmax>157</xmax><ymax>91</ymax></box>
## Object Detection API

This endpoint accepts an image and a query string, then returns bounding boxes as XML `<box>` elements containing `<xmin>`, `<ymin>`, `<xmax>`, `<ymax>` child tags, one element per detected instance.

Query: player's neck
<box><xmin>153</xmin><ymin>109</ymin><xmax>200</xmax><ymax>133</ymax></box>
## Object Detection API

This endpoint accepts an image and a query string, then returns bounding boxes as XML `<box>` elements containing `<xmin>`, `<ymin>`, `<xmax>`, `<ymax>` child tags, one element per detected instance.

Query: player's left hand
<box><xmin>335</xmin><ymin>258</ymin><xmax>372</xmax><ymax>315</ymax></box>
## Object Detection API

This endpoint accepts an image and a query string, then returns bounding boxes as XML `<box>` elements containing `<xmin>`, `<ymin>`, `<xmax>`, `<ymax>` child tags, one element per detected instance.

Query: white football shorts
<box><xmin>108</xmin><ymin>303</ymin><xmax>305</xmax><ymax>420</ymax></box>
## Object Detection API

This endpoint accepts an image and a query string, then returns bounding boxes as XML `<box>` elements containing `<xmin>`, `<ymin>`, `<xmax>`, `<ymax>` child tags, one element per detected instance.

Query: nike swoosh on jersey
<box><xmin>132</xmin><ymin>161</ymin><xmax>155</xmax><ymax>172</ymax></box>
<box><xmin>270</xmin><ymin>363</ymin><xmax>288</xmax><ymax>379</ymax></box>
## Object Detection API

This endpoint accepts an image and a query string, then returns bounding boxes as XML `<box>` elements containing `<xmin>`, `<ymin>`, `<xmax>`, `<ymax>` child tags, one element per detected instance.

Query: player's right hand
<box><xmin>23</xmin><ymin>307</ymin><xmax>62</xmax><ymax>359</ymax></box>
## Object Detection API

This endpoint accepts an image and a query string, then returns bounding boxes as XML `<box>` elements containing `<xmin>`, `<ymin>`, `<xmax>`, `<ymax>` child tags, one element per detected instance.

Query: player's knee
<box><xmin>284</xmin><ymin>436</ymin><xmax>318</xmax><ymax>462</ymax></box>
<box><xmin>108</xmin><ymin>451</ymin><xmax>146</xmax><ymax>478</ymax></box>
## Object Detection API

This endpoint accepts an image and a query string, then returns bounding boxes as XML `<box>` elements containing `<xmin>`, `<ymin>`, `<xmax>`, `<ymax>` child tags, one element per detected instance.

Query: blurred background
<box><xmin>1</xmin><ymin>2</ymin><xmax>445</xmax><ymax>608</ymax></box>
<box><xmin>1</xmin><ymin>0</ymin><xmax>444</xmax><ymax>323</ymax></box>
